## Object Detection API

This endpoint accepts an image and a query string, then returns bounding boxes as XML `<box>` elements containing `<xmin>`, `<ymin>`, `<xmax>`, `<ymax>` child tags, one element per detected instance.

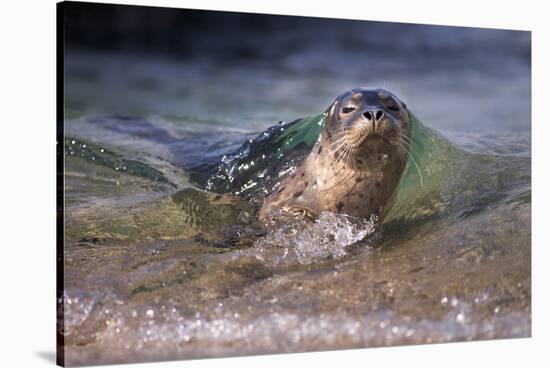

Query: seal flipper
<box><xmin>194</xmin><ymin>223</ymin><xmax>267</xmax><ymax>249</ymax></box>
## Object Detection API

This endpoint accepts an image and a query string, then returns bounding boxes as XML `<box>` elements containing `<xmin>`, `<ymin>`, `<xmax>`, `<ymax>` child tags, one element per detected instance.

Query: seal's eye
<box><xmin>342</xmin><ymin>106</ymin><xmax>355</xmax><ymax>114</ymax></box>
<box><xmin>387</xmin><ymin>105</ymin><xmax>400</xmax><ymax>112</ymax></box>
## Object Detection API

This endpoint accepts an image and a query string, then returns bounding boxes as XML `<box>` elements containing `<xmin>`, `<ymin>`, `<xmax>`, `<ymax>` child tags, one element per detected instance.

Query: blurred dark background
<box><xmin>62</xmin><ymin>1</ymin><xmax>531</xmax><ymax>133</ymax></box>
<box><xmin>64</xmin><ymin>2</ymin><xmax>529</xmax><ymax>62</ymax></box>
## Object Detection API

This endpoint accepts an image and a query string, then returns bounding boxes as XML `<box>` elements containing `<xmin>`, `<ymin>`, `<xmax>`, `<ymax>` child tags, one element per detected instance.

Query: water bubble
<box><xmin>254</xmin><ymin>212</ymin><xmax>377</xmax><ymax>265</ymax></box>
<box><xmin>146</xmin><ymin>309</ymin><xmax>154</xmax><ymax>318</ymax></box>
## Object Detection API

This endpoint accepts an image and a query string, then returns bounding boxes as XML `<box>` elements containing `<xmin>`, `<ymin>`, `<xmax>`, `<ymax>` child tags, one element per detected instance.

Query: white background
<box><xmin>0</xmin><ymin>0</ymin><xmax>547</xmax><ymax>367</ymax></box>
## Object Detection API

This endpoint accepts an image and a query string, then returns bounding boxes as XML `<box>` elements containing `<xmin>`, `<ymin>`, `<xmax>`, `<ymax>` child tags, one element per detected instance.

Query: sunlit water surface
<box><xmin>61</xmin><ymin>29</ymin><xmax>530</xmax><ymax>365</ymax></box>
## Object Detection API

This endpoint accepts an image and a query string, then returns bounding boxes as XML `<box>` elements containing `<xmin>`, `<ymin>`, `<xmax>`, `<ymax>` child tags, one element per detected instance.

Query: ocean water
<box><xmin>60</xmin><ymin>21</ymin><xmax>530</xmax><ymax>366</ymax></box>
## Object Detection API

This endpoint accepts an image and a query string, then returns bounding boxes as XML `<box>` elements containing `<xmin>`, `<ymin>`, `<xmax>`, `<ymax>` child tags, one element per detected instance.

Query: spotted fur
<box><xmin>258</xmin><ymin>88</ymin><xmax>412</xmax><ymax>222</ymax></box>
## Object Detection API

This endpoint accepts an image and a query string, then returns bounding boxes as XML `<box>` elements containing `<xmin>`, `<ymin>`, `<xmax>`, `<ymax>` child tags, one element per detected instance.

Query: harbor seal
<box><xmin>258</xmin><ymin>87</ymin><xmax>412</xmax><ymax>222</ymax></box>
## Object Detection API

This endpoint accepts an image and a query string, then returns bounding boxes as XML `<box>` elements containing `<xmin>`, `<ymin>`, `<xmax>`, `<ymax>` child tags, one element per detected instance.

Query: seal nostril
<box><xmin>363</xmin><ymin>111</ymin><xmax>373</xmax><ymax>120</ymax></box>
<box><xmin>375</xmin><ymin>110</ymin><xmax>384</xmax><ymax>121</ymax></box>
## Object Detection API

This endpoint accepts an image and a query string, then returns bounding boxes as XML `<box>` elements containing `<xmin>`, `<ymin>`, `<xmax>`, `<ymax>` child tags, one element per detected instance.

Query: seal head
<box><xmin>258</xmin><ymin>87</ymin><xmax>412</xmax><ymax>222</ymax></box>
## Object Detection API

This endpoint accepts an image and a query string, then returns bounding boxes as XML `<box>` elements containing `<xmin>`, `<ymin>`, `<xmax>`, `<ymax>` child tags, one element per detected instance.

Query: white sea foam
<box><xmin>253</xmin><ymin>212</ymin><xmax>378</xmax><ymax>265</ymax></box>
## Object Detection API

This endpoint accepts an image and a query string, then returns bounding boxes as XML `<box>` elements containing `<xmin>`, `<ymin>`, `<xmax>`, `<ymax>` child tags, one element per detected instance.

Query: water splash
<box><xmin>253</xmin><ymin>212</ymin><xmax>378</xmax><ymax>265</ymax></box>
<box><xmin>205</xmin><ymin>114</ymin><xmax>325</xmax><ymax>203</ymax></box>
<box><xmin>59</xmin><ymin>289</ymin><xmax>97</xmax><ymax>336</ymax></box>
<box><xmin>63</xmin><ymin>291</ymin><xmax>530</xmax><ymax>366</ymax></box>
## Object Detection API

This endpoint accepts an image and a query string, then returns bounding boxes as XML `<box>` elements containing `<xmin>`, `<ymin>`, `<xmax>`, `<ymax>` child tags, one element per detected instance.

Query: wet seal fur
<box><xmin>258</xmin><ymin>87</ymin><xmax>412</xmax><ymax>222</ymax></box>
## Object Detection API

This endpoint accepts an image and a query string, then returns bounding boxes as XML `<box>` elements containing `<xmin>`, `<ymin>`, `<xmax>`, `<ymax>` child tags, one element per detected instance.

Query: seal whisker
<box><xmin>343</xmin><ymin>143</ymin><xmax>357</xmax><ymax>167</ymax></box>
<box><xmin>334</xmin><ymin>144</ymin><xmax>350</xmax><ymax>167</ymax></box>
<box><xmin>398</xmin><ymin>135</ymin><xmax>422</xmax><ymax>164</ymax></box>
<box><xmin>320</xmin><ymin>164</ymin><xmax>356</xmax><ymax>193</ymax></box>
<box><xmin>323</xmin><ymin>145</ymin><xmax>355</xmax><ymax>187</ymax></box>
<box><xmin>395</xmin><ymin>145</ymin><xmax>403</xmax><ymax>164</ymax></box>
<box><xmin>398</xmin><ymin>134</ymin><xmax>414</xmax><ymax>150</ymax></box>
<box><xmin>326</xmin><ymin>128</ymin><xmax>352</xmax><ymax>147</ymax></box>
<box><xmin>398</xmin><ymin>139</ymin><xmax>424</xmax><ymax>186</ymax></box>
<box><xmin>396</xmin><ymin>139</ymin><xmax>412</xmax><ymax>172</ymax></box>
<box><xmin>344</xmin><ymin>140</ymin><xmax>355</xmax><ymax>167</ymax></box>
<box><xmin>341</xmin><ymin>144</ymin><xmax>354</xmax><ymax>165</ymax></box>
<box><xmin>326</xmin><ymin>132</ymin><xmax>349</xmax><ymax>153</ymax></box>
<box><xmin>327</xmin><ymin>137</ymin><xmax>349</xmax><ymax>157</ymax></box>
<box><xmin>396</xmin><ymin>136</ymin><xmax>410</xmax><ymax>159</ymax></box>
<box><xmin>397</xmin><ymin>144</ymin><xmax>410</xmax><ymax>168</ymax></box>
<box><xmin>398</xmin><ymin>133</ymin><xmax>422</xmax><ymax>159</ymax></box>
<box><xmin>330</xmin><ymin>135</ymin><xmax>357</xmax><ymax>166</ymax></box>
<box><xmin>409</xmin><ymin>154</ymin><xmax>424</xmax><ymax>186</ymax></box>
<box><xmin>258</xmin><ymin>87</ymin><xmax>414</xmax><ymax>222</ymax></box>
<box><xmin>332</xmin><ymin>144</ymin><xmax>358</xmax><ymax>188</ymax></box>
